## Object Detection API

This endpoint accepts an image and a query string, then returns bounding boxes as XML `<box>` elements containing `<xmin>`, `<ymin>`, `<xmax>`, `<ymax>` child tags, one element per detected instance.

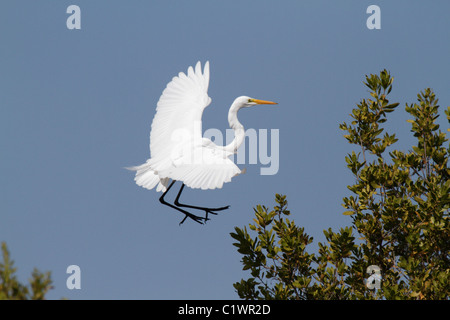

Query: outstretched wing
<box><xmin>148</xmin><ymin>61</ymin><xmax>211</xmax><ymax>172</ymax></box>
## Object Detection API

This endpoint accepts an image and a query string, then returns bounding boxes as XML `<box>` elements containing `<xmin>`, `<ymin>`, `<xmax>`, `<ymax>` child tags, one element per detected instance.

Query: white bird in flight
<box><xmin>128</xmin><ymin>61</ymin><xmax>277</xmax><ymax>224</ymax></box>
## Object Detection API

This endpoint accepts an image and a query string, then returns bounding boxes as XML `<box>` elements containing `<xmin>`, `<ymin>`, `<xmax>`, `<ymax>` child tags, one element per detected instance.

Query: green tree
<box><xmin>231</xmin><ymin>70</ymin><xmax>449</xmax><ymax>300</ymax></box>
<box><xmin>0</xmin><ymin>242</ymin><xmax>53</xmax><ymax>300</ymax></box>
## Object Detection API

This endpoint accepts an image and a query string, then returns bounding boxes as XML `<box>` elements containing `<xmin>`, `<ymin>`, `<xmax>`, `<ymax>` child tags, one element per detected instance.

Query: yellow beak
<box><xmin>251</xmin><ymin>99</ymin><xmax>278</xmax><ymax>105</ymax></box>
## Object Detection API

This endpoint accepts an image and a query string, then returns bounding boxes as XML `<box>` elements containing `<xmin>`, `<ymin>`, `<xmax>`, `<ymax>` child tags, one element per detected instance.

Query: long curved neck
<box><xmin>223</xmin><ymin>101</ymin><xmax>245</xmax><ymax>154</ymax></box>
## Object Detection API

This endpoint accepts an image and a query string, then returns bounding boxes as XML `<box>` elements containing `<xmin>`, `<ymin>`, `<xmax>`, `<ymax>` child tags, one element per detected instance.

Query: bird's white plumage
<box><xmin>149</xmin><ymin>61</ymin><xmax>211</xmax><ymax>168</ymax></box>
<box><xmin>129</xmin><ymin>61</ymin><xmax>242</xmax><ymax>191</ymax></box>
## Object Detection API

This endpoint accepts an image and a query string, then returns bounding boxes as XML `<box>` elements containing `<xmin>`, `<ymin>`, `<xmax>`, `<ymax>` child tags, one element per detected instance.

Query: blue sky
<box><xmin>1</xmin><ymin>1</ymin><xmax>449</xmax><ymax>299</ymax></box>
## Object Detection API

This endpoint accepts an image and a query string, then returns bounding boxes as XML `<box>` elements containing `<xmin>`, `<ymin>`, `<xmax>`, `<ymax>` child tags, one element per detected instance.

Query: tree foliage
<box><xmin>0</xmin><ymin>242</ymin><xmax>53</xmax><ymax>300</ymax></box>
<box><xmin>231</xmin><ymin>70</ymin><xmax>449</xmax><ymax>299</ymax></box>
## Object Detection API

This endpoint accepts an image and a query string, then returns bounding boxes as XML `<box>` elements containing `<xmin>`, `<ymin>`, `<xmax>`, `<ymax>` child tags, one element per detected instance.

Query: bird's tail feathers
<box><xmin>126</xmin><ymin>160</ymin><xmax>169</xmax><ymax>192</ymax></box>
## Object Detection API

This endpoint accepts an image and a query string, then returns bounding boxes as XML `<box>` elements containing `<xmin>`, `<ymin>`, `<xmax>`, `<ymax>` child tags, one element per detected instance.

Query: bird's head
<box><xmin>234</xmin><ymin>96</ymin><xmax>278</xmax><ymax>108</ymax></box>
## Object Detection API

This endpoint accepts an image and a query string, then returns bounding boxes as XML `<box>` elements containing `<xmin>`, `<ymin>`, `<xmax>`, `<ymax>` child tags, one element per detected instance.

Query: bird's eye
<box><xmin>248</xmin><ymin>99</ymin><xmax>254</xmax><ymax>103</ymax></box>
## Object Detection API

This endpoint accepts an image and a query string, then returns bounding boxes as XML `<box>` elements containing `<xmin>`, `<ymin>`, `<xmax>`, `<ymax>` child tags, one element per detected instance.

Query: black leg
<box><xmin>174</xmin><ymin>183</ymin><xmax>230</xmax><ymax>221</ymax></box>
<box><xmin>159</xmin><ymin>181</ymin><xmax>206</xmax><ymax>225</ymax></box>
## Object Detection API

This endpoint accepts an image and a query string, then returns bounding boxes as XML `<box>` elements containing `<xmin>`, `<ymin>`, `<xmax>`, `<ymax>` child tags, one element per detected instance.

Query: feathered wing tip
<box><xmin>186</xmin><ymin>61</ymin><xmax>210</xmax><ymax>101</ymax></box>
<box><xmin>202</xmin><ymin>61</ymin><xmax>210</xmax><ymax>92</ymax></box>
<box><xmin>126</xmin><ymin>160</ymin><xmax>169</xmax><ymax>192</ymax></box>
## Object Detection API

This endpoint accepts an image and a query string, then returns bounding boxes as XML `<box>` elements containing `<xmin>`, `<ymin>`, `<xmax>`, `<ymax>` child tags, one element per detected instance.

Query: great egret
<box><xmin>128</xmin><ymin>61</ymin><xmax>277</xmax><ymax>224</ymax></box>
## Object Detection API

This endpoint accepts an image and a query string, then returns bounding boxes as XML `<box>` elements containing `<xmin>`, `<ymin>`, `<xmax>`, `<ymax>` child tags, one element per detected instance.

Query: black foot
<box><xmin>203</xmin><ymin>205</ymin><xmax>230</xmax><ymax>221</ymax></box>
<box><xmin>179</xmin><ymin>213</ymin><xmax>208</xmax><ymax>225</ymax></box>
